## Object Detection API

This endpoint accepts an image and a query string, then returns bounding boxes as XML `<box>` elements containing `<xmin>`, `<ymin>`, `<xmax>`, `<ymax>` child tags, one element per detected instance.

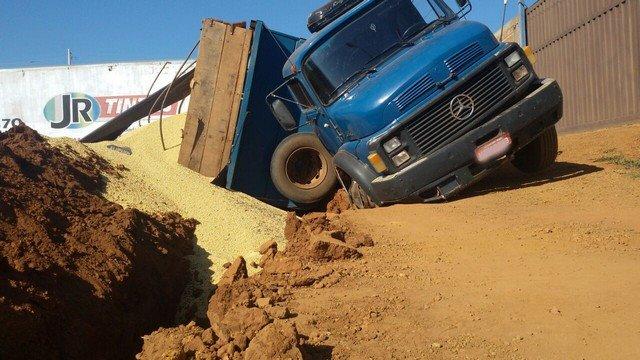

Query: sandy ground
<box><xmin>50</xmin><ymin>116</ymin><xmax>286</xmax><ymax>322</ymax></box>
<box><xmin>289</xmin><ymin>124</ymin><xmax>640</xmax><ymax>359</ymax></box>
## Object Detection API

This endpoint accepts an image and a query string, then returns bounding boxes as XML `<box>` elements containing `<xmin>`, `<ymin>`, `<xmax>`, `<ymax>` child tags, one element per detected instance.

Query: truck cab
<box><xmin>268</xmin><ymin>0</ymin><xmax>563</xmax><ymax>208</ymax></box>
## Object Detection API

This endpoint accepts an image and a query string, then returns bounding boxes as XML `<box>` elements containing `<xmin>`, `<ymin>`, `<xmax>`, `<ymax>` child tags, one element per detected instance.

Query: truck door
<box><xmin>311</xmin><ymin>110</ymin><xmax>343</xmax><ymax>154</ymax></box>
<box><xmin>288</xmin><ymin>79</ymin><xmax>343</xmax><ymax>154</ymax></box>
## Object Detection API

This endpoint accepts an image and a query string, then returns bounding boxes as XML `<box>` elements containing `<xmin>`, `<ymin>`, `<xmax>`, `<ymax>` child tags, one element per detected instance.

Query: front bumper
<box><xmin>335</xmin><ymin>78</ymin><xmax>563</xmax><ymax>205</ymax></box>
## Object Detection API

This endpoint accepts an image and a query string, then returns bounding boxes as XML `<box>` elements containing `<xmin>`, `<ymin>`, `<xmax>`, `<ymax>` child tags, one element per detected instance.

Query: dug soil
<box><xmin>137</xmin><ymin>212</ymin><xmax>374</xmax><ymax>360</ymax></box>
<box><xmin>0</xmin><ymin>126</ymin><xmax>197</xmax><ymax>360</ymax></box>
<box><xmin>286</xmin><ymin>124</ymin><xmax>640</xmax><ymax>359</ymax></box>
<box><xmin>59</xmin><ymin>115</ymin><xmax>287</xmax><ymax>323</ymax></box>
<box><xmin>3</xmin><ymin>122</ymin><xmax>639</xmax><ymax>360</ymax></box>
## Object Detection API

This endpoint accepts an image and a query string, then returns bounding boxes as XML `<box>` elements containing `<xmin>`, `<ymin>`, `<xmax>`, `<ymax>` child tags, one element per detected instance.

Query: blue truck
<box><xmin>266</xmin><ymin>0</ymin><xmax>563</xmax><ymax>208</ymax></box>
<box><xmin>84</xmin><ymin>0</ymin><xmax>563</xmax><ymax>210</ymax></box>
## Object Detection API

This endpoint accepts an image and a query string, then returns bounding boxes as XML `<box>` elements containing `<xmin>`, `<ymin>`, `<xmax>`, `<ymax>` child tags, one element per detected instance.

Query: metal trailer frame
<box><xmin>225</xmin><ymin>20</ymin><xmax>306</xmax><ymax>208</ymax></box>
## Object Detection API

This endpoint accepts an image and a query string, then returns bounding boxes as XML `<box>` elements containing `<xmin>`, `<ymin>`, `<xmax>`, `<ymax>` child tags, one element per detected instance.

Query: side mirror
<box><xmin>456</xmin><ymin>0</ymin><xmax>469</xmax><ymax>7</ymax></box>
<box><xmin>270</xmin><ymin>99</ymin><xmax>298</xmax><ymax>131</ymax></box>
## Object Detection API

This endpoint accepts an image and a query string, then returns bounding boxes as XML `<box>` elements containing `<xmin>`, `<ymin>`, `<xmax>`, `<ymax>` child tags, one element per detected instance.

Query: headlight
<box><xmin>504</xmin><ymin>51</ymin><xmax>521</xmax><ymax>68</ymax></box>
<box><xmin>392</xmin><ymin>150</ymin><xmax>411</xmax><ymax>167</ymax></box>
<box><xmin>512</xmin><ymin>65</ymin><xmax>529</xmax><ymax>82</ymax></box>
<box><xmin>383</xmin><ymin>137</ymin><xmax>402</xmax><ymax>153</ymax></box>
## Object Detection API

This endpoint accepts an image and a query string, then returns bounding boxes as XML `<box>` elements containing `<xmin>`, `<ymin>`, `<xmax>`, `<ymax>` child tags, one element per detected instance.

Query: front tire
<box><xmin>512</xmin><ymin>126</ymin><xmax>559</xmax><ymax>173</ymax></box>
<box><xmin>348</xmin><ymin>180</ymin><xmax>376</xmax><ymax>209</ymax></box>
<box><xmin>270</xmin><ymin>133</ymin><xmax>337</xmax><ymax>204</ymax></box>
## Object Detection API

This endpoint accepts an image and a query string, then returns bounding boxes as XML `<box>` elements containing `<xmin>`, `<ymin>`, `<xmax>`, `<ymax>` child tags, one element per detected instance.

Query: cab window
<box><xmin>287</xmin><ymin>79</ymin><xmax>314</xmax><ymax>108</ymax></box>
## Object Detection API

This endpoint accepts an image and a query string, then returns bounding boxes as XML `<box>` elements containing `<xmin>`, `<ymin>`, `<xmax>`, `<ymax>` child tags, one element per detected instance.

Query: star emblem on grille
<box><xmin>449</xmin><ymin>94</ymin><xmax>475</xmax><ymax>121</ymax></box>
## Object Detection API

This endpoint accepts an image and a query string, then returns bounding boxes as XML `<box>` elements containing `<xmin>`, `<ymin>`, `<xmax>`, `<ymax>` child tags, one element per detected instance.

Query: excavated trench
<box><xmin>0</xmin><ymin>126</ymin><xmax>197</xmax><ymax>360</ymax></box>
<box><xmin>0</xmin><ymin>125</ymin><xmax>365</xmax><ymax>359</ymax></box>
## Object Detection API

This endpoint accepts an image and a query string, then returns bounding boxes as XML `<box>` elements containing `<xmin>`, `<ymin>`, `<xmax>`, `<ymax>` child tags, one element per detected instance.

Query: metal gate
<box><xmin>525</xmin><ymin>0</ymin><xmax>640</xmax><ymax>132</ymax></box>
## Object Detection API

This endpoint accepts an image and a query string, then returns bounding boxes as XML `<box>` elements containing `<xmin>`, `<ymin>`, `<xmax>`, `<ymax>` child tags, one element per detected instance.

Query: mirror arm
<box><xmin>268</xmin><ymin>93</ymin><xmax>311</xmax><ymax>109</ymax></box>
<box><xmin>457</xmin><ymin>1</ymin><xmax>472</xmax><ymax>18</ymax></box>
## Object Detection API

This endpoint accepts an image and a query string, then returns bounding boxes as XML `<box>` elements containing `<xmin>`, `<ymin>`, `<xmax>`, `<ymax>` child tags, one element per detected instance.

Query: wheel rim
<box><xmin>285</xmin><ymin>147</ymin><xmax>328</xmax><ymax>190</ymax></box>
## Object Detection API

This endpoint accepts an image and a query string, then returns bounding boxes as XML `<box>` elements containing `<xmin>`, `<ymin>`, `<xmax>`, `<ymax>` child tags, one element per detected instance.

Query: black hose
<box><xmin>139</xmin><ymin>61</ymin><xmax>169</xmax><ymax>128</ymax></box>
<box><xmin>157</xmin><ymin>41</ymin><xmax>200</xmax><ymax>151</ymax></box>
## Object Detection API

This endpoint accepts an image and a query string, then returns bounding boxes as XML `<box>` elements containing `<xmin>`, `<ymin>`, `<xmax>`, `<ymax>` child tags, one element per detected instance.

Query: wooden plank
<box><xmin>178</xmin><ymin>19</ymin><xmax>227</xmax><ymax>170</ymax></box>
<box><xmin>198</xmin><ymin>25</ymin><xmax>250</xmax><ymax>177</ymax></box>
<box><xmin>220</xmin><ymin>28</ymin><xmax>254</xmax><ymax>175</ymax></box>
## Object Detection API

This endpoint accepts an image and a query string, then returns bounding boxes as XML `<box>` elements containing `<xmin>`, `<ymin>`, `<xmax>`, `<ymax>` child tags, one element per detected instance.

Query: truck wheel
<box><xmin>512</xmin><ymin>126</ymin><xmax>559</xmax><ymax>173</ymax></box>
<box><xmin>348</xmin><ymin>180</ymin><xmax>376</xmax><ymax>209</ymax></box>
<box><xmin>271</xmin><ymin>133</ymin><xmax>337</xmax><ymax>204</ymax></box>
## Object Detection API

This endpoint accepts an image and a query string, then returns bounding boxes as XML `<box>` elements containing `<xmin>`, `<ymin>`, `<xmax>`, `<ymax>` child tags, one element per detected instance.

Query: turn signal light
<box><xmin>368</xmin><ymin>153</ymin><xmax>388</xmax><ymax>174</ymax></box>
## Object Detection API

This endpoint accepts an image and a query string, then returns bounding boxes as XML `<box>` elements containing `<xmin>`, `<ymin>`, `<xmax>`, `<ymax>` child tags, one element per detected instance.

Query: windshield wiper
<box><xmin>326</xmin><ymin>38</ymin><xmax>417</xmax><ymax>103</ymax></box>
<box><xmin>326</xmin><ymin>66</ymin><xmax>378</xmax><ymax>102</ymax></box>
<box><xmin>399</xmin><ymin>16</ymin><xmax>454</xmax><ymax>44</ymax></box>
<box><xmin>430</xmin><ymin>17</ymin><xmax>454</xmax><ymax>29</ymax></box>
<box><xmin>363</xmin><ymin>40</ymin><xmax>415</xmax><ymax>68</ymax></box>
<box><xmin>323</xmin><ymin>16</ymin><xmax>455</xmax><ymax>104</ymax></box>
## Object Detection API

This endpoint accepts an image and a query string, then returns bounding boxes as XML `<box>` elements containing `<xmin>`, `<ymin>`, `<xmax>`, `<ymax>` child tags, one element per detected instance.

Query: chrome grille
<box><xmin>405</xmin><ymin>65</ymin><xmax>513</xmax><ymax>156</ymax></box>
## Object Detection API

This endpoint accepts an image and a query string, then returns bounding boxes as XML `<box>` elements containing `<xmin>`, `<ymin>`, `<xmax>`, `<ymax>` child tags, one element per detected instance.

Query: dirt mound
<box><xmin>137</xmin><ymin>322</ymin><xmax>211</xmax><ymax>360</ymax></box>
<box><xmin>0</xmin><ymin>126</ymin><xmax>196</xmax><ymax>360</ymax></box>
<box><xmin>65</xmin><ymin>115</ymin><xmax>287</xmax><ymax>322</ymax></box>
<box><xmin>138</xmin><ymin>211</ymin><xmax>374</xmax><ymax>359</ymax></box>
<box><xmin>139</xmin><ymin>262</ymin><xmax>305</xmax><ymax>360</ymax></box>
<box><xmin>326</xmin><ymin>189</ymin><xmax>352</xmax><ymax>214</ymax></box>
<box><xmin>284</xmin><ymin>212</ymin><xmax>372</xmax><ymax>261</ymax></box>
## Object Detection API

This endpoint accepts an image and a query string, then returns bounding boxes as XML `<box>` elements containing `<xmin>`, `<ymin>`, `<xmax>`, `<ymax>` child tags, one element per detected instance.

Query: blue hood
<box><xmin>326</xmin><ymin>20</ymin><xmax>499</xmax><ymax>140</ymax></box>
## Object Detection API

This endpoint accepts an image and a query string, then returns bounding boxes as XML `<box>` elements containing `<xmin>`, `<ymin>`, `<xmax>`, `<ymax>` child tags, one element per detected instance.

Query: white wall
<box><xmin>0</xmin><ymin>60</ymin><xmax>191</xmax><ymax>139</ymax></box>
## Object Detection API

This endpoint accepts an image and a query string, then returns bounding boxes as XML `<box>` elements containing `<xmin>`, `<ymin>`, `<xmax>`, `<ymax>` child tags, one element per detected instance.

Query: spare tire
<box><xmin>271</xmin><ymin>133</ymin><xmax>338</xmax><ymax>204</ymax></box>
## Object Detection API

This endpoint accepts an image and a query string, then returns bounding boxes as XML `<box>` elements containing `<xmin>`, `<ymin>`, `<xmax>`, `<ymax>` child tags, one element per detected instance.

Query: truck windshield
<box><xmin>303</xmin><ymin>0</ymin><xmax>453</xmax><ymax>105</ymax></box>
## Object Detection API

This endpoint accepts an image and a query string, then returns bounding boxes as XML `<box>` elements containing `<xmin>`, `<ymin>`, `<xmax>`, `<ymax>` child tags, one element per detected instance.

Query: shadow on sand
<box><xmin>175</xmin><ymin>240</ymin><xmax>215</xmax><ymax>326</ymax></box>
<box><xmin>302</xmin><ymin>344</ymin><xmax>334</xmax><ymax>360</ymax></box>
<box><xmin>458</xmin><ymin>161</ymin><xmax>604</xmax><ymax>199</ymax></box>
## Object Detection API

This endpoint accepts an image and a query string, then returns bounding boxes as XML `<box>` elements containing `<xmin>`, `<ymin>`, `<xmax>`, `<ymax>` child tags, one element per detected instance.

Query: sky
<box><xmin>0</xmin><ymin>0</ymin><xmax>527</xmax><ymax>69</ymax></box>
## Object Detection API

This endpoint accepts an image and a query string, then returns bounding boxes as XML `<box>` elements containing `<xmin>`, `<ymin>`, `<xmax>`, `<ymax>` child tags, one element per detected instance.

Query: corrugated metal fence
<box><xmin>526</xmin><ymin>0</ymin><xmax>640</xmax><ymax>132</ymax></box>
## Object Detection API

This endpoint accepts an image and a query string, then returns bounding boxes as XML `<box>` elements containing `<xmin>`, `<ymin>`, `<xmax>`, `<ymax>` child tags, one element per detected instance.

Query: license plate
<box><xmin>475</xmin><ymin>132</ymin><xmax>512</xmax><ymax>164</ymax></box>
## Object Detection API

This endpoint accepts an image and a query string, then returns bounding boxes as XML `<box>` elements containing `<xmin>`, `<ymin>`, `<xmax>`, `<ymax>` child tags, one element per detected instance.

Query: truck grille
<box><xmin>404</xmin><ymin>64</ymin><xmax>513</xmax><ymax>156</ymax></box>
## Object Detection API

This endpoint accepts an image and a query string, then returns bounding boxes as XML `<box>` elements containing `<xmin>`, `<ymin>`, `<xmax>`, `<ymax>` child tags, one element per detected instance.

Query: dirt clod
<box><xmin>283</xmin><ymin>212</ymin><xmax>364</xmax><ymax>261</ymax></box>
<box><xmin>215</xmin><ymin>306</ymin><xmax>271</xmax><ymax>340</ymax></box>
<box><xmin>255</xmin><ymin>297</ymin><xmax>273</xmax><ymax>308</ymax></box>
<box><xmin>258</xmin><ymin>240</ymin><xmax>278</xmax><ymax>255</ymax></box>
<box><xmin>244</xmin><ymin>321</ymin><xmax>303</xmax><ymax>360</ymax></box>
<box><xmin>265</xmin><ymin>305</ymin><xmax>291</xmax><ymax>319</ymax></box>
<box><xmin>346</xmin><ymin>233</ymin><xmax>375</xmax><ymax>248</ymax></box>
<box><xmin>137</xmin><ymin>322</ymin><xmax>208</xmax><ymax>360</ymax></box>
<box><xmin>326</xmin><ymin>189</ymin><xmax>352</xmax><ymax>214</ymax></box>
<box><xmin>218</xmin><ymin>257</ymin><xmax>249</xmax><ymax>287</ymax></box>
<box><xmin>309</xmin><ymin>232</ymin><xmax>363</xmax><ymax>261</ymax></box>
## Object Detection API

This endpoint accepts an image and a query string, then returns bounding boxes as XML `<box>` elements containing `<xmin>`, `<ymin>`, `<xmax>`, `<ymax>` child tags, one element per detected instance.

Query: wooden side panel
<box><xmin>221</xmin><ymin>29</ymin><xmax>254</xmax><ymax>170</ymax></box>
<box><xmin>199</xmin><ymin>26</ymin><xmax>252</xmax><ymax>177</ymax></box>
<box><xmin>178</xmin><ymin>20</ymin><xmax>227</xmax><ymax>169</ymax></box>
<box><xmin>178</xmin><ymin>20</ymin><xmax>253</xmax><ymax>177</ymax></box>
